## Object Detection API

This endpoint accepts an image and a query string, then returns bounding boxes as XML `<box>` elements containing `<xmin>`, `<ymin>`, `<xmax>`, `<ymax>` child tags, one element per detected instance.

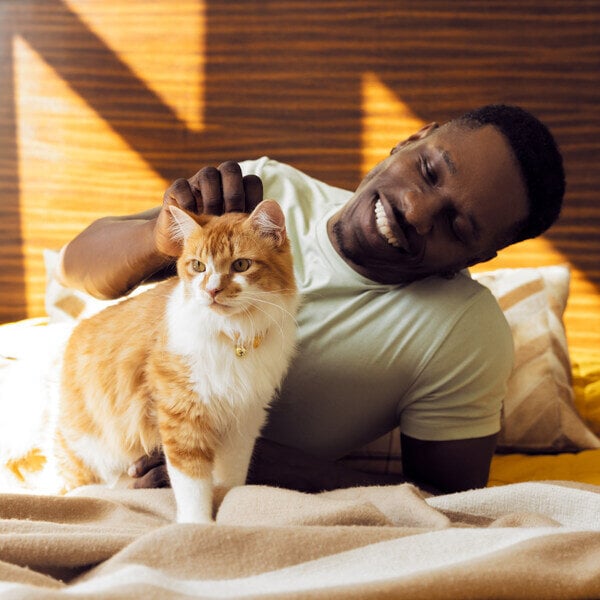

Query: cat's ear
<box><xmin>167</xmin><ymin>205</ymin><xmax>201</xmax><ymax>242</ymax></box>
<box><xmin>248</xmin><ymin>200</ymin><xmax>287</xmax><ymax>246</ymax></box>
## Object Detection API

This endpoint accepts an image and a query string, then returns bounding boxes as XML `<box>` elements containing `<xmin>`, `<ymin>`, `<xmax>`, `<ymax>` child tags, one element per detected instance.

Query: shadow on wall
<box><xmin>1</xmin><ymin>0</ymin><xmax>599</xmax><ymax>321</ymax></box>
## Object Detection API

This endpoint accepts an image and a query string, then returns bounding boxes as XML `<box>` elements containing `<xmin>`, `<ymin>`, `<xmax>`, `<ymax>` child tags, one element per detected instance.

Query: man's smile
<box><xmin>373</xmin><ymin>193</ymin><xmax>426</xmax><ymax>262</ymax></box>
<box><xmin>374</xmin><ymin>196</ymin><xmax>410</xmax><ymax>253</ymax></box>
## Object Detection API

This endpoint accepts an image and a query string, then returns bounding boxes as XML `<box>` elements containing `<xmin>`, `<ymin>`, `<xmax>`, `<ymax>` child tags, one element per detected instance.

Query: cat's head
<box><xmin>168</xmin><ymin>201</ymin><xmax>297</xmax><ymax>316</ymax></box>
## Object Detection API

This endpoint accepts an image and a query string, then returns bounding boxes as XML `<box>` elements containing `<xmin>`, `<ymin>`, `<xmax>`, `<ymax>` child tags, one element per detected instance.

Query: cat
<box><xmin>56</xmin><ymin>200</ymin><xmax>299</xmax><ymax>523</ymax></box>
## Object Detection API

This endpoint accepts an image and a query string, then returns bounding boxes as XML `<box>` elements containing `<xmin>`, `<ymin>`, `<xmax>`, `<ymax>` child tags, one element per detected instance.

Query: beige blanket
<box><xmin>1</xmin><ymin>481</ymin><xmax>599</xmax><ymax>599</ymax></box>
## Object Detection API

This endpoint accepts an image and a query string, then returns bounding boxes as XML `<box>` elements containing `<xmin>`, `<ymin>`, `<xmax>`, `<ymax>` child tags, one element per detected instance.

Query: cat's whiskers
<box><xmin>240</xmin><ymin>297</ymin><xmax>294</xmax><ymax>353</ymax></box>
<box><xmin>236</xmin><ymin>304</ymin><xmax>261</xmax><ymax>358</ymax></box>
<box><xmin>243</xmin><ymin>293</ymin><xmax>299</xmax><ymax>327</ymax></box>
<box><xmin>241</xmin><ymin>300</ymin><xmax>284</xmax><ymax>343</ymax></box>
<box><xmin>242</xmin><ymin>288</ymin><xmax>297</xmax><ymax>295</ymax></box>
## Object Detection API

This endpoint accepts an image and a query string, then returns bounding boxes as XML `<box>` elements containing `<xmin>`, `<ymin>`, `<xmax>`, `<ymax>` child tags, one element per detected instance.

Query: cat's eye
<box><xmin>232</xmin><ymin>258</ymin><xmax>252</xmax><ymax>273</ymax></box>
<box><xmin>191</xmin><ymin>259</ymin><xmax>206</xmax><ymax>273</ymax></box>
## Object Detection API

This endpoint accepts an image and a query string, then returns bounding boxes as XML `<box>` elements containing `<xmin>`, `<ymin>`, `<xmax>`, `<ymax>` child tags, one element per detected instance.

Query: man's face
<box><xmin>327</xmin><ymin>123</ymin><xmax>529</xmax><ymax>285</ymax></box>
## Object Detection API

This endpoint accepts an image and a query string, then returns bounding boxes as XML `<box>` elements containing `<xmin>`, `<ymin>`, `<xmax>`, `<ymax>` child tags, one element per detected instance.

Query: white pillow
<box><xmin>474</xmin><ymin>266</ymin><xmax>599</xmax><ymax>453</ymax></box>
<box><xmin>44</xmin><ymin>249</ymin><xmax>154</xmax><ymax>323</ymax></box>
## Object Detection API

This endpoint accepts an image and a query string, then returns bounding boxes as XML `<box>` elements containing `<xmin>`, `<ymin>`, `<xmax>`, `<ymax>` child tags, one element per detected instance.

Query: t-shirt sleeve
<box><xmin>399</xmin><ymin>289</ymin><xmax>514</xmax><ymax>442</ymax></box>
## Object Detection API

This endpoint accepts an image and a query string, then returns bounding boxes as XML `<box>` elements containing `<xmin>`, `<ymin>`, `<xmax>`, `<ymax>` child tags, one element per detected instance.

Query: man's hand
<box><xmin>154</xmin><ymin>161</ymin><xmax>263</xmax><ymax>257</ymax></box>
<box><xmin>128</xmin><ymin>449</ymin><xmax>171</xmax><ymax>489</ymax></box>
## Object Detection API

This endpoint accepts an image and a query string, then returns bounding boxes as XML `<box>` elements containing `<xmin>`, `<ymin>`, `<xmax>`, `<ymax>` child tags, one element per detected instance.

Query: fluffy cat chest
<box><xmin>164</xmin><ymin>330</ymin><xmax>290</xmax><ymax>403</ymax></box>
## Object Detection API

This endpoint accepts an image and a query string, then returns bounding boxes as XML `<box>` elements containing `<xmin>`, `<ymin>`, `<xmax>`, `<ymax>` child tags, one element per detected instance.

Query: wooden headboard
<box><xmin>1</xmin><ymin>1</ymin><xmax>598</xmax><ymax>352</ymax></box>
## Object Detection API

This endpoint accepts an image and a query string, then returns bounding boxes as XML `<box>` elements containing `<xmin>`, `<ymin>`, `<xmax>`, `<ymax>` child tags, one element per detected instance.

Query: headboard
<box><xmin>1</xmin><ymin>1</ymin><xmax>598</xmax><ymax>352</ymax></box>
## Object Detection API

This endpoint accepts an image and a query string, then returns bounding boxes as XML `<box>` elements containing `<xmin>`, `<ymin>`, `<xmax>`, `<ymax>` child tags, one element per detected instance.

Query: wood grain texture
<box><xmin>0</xmin><ymin>0</ymin><xmax>598</xmax><ymax>351</ymax></box>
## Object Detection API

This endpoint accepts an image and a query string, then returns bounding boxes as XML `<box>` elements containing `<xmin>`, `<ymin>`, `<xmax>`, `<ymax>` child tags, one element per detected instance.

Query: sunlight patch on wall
<box><xmin>471</xmin><ymin>235</ymin><xmax>567</xmax><ymax>273</ymax></box>
<box><xmin>361</xmin><ymin>72</ymin><xmax>424</xmax><ymax>177</ymax></box>
<box><xmin>65</xmin><ymin>0</ymin><xmax>206</xmax><ymax>132</ymax></box>
<box><xmin>14</xmin><ymin>35</ymin><xmax>167</xmax><ymax>316</ymax></box>
<box><xmin>472</xmin><ymin>230</ymin><xmax>599</xmax><ymax>351</ymax></box>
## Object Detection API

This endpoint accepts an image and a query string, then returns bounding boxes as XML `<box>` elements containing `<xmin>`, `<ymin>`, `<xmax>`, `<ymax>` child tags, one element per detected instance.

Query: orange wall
<box><xmin>0</xmin><ymin>1</ymin><xmax>598</xmax><ymax>350</ymax></box>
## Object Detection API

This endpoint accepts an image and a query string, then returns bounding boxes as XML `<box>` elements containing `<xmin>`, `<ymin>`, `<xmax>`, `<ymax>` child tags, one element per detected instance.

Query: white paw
<box><xmin>176</xmin><ymin>508</ymin><xmax>213</xmax><ymax>524</ymax></box>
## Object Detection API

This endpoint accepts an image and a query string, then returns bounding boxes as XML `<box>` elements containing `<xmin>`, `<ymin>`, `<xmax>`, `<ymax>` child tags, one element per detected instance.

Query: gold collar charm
<box><xmin>234</xmin><ymin>334</ymin><xmax>263</xmax><ymax>358</ymax></box>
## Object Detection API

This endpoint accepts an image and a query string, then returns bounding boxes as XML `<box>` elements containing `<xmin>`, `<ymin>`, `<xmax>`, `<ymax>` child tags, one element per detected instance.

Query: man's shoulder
<box><xmin>391</xmin><ymin>272</ymin><xmax>511</xmax><ymax>359</ymax></box>
<box><xmin>239</xmin><ymin>157</ymin><xmax>313</xmax><ymax>189</ymax></box>
<box><xmin>408</xmin><ymin>272</ymin><xmax>513</xmax><ymax>365</ymax></box>
<box><xmin>403</xmin><ymin>272</ymin><xmax>502</xmax><ymax>318</ymax></box>
<box><xmin>240</xmin><ymin>157</ymin><xmax>351</xmax><ymax>208</ymax></box>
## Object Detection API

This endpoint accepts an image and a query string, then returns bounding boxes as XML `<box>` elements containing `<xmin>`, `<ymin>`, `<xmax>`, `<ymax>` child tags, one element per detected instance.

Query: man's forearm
<box><xmin>247</xmin><ymin>438</ymin><xmax>407</xmax><ymax>493</ymax></box>
<box><xmin>58</xmin><ymin>214</ymin><xmax>174</xmax><ymax>299</ymax></box>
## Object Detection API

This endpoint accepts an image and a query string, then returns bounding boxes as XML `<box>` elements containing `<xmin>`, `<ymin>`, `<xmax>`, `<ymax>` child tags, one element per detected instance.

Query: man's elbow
<box><xmin>56</xmin><ymin>242</ymin><xmax>120</xmax><ymax>301</ymax></box>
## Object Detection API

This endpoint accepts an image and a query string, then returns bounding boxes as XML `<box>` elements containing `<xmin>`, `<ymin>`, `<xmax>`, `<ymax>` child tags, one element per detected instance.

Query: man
<box><xmin>59</xmin><ymin>104</ymin><xmax>565</xmax><ymax>494</ymax></box>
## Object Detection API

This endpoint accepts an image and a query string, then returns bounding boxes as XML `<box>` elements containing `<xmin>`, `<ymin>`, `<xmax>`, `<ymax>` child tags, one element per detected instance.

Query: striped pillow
<box><xmin>474</xmin><ymin>265</ymin><xmax>600</xmax><ymax>453</ymax></box>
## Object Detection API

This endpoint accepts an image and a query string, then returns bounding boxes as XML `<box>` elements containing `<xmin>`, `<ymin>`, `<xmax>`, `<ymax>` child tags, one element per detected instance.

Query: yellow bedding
<box><xmin>490</xmin><ymin>348</ymin><xmax>600</xmax><ymax>486</ymax></box>
<box><xmin>490</xmin><ymin>449</ymin><xmax>600</xmax><ymax>487</ymax></box>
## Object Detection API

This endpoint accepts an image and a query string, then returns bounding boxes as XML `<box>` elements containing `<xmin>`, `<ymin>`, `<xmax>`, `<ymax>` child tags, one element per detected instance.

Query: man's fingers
<box><xmin>243</xmin><ymin>174</ymin><xmax>264</xmax><ymax>212</ymax></box>
<box><xmin>194</xmin><ymin>167</ymin><xmax>224</xmax><ymax>215</ymax></box>
<box><xmin>219</xmin><ymin>161</ymin><xmax>245</xmax><ymax>213</ymax></box>
<box><xmin>128</xmin><ymin>449</ymin><xmax>165</xmax><ymax>478</ymax></box>
<box><xmin>128</xmin><ymin>450</ymin><xmax>170</xmax><ymax>489</ymax></box>
<box><xmin>186</xmin><ymin>163</ymin><xmax>264</xmax><ymax>215</ymax></box>
<box><xmin>131</xmin><ymin>466</ymin><xmax>171</xmax><ymax>489</ymax></box>
<box><xmin>163</xmin><ymin>178</ymin><xmax>197</xmax><ymax>212</ymax></box>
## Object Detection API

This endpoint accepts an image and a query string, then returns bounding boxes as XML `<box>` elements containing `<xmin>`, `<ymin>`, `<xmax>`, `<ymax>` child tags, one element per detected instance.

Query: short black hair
<box><xmin>454</xmin><ymin>104</ymin><xmax>565</xmax><ymax>245</ymax></box>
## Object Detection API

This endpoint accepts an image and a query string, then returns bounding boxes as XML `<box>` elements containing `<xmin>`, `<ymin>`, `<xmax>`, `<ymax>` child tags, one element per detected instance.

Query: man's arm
<box><xmin>129</xmin><ymin>436</ymin><xmax>492</xmax><ymax>496</ymax></box>
<box><xmin>58</xmin><ymin>207</ymin><xmax>172</xmax><ymax>299</ymax></box>
<box><xmin>58</xmin><ymin>163</ymin><xmax>263</xmax><ymax>299</ymax></box>
<box><xmin>401</xmin><ymin>432</ymin><xmax>498</xmax><ymax>493</ymax></box>
<box><xmin>129</xmin><ymin>438</ymin><xmax>412</xmax><ymax>493</ymax></box>
<box><xmin>246</xmin><ymin>435</ymin><xmax>496</xmax><ymax>495</ymax></box>
<box><xmin>246</xmin><ymin>438</ymin><xmax>411</xmax><ymax>492</ymax></box>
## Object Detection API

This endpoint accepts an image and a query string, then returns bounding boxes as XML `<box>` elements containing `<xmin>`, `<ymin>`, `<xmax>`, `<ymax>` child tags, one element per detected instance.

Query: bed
<box><xmin>1</xmin><ymin>250</ymin><xmax>599</xmax><ymax>600</ymax></box>
<box><xmin>0</xmin><ymin>302</ymin><xmax>600</xmax><ymax>599</ymax></box>
<box><xmin>1</xmin><ymin>1</ymin><xmax>600</xmax><ymax>597</ymax></box>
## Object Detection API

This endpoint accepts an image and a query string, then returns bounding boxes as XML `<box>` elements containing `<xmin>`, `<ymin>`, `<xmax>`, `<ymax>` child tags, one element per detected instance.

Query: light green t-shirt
<box><xmin>242</xmin><ymin>157</ymin><xmax>514</xmax><ymax>459</ymax></box>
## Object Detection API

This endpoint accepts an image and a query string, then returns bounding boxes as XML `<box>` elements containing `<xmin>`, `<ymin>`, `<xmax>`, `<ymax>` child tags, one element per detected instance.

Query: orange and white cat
<box><xmin>56</xmin><ymin>200</ymin><xmax>298</xmax><ymax>523</ymax></box>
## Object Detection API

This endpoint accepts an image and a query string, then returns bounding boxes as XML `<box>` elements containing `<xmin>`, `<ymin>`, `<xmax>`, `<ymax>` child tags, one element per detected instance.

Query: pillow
<box><xmin>44</xmin><ymin>249</ymin><xmax>154</xmax><ymax>323</ymax></box>
<box><xmin>0</xmin><ymin>318</ymin><xmax>72</xmax><ymax>493</ymax></box>
<box><xmin>340</xmin><ymin>266</ymin><xmax>600</xmax><ymax>475</ymax></box>
<box><xmin>0</xmin><ymin>250</ymin><xmax>156</xmax><ymax>493</ymax></box>
<box><xmin>474</xmin><ymin>265</ymin><xmax>599</xmax><ymax>453</ymax></box>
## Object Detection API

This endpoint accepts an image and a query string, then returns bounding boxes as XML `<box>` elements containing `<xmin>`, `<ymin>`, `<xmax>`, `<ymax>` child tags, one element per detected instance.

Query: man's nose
<box><xmin>403</xmin><ymin>190</ymin><xmax>442</xmax><ymax>236</ymax></box>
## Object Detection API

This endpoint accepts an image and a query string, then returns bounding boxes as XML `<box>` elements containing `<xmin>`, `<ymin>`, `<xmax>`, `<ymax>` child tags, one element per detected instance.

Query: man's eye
<box><xmin>419</xmin><ymin>156</ymin><xmax>438</xmax><ymax>186</ymax></box>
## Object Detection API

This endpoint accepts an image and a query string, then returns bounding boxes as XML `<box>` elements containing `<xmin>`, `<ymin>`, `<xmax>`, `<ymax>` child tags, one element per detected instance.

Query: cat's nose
<box><xmin>206</xmin><ymin>273</ymin><xmax>223</xmax><ymax>299</ymax></box>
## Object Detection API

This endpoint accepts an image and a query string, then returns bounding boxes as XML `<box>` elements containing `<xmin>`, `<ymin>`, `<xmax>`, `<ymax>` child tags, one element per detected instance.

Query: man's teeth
<box><xmin>375</xmin><ymin>199</ymin><xmax>402</xmax><ymax>248</ymax></box>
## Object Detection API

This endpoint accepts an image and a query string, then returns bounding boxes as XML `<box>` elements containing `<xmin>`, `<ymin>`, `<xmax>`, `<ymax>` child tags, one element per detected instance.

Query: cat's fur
<box><xmin>57</xmin><ymin>200</ymin><xmax>299</xmax><ymax>523</ymax></box>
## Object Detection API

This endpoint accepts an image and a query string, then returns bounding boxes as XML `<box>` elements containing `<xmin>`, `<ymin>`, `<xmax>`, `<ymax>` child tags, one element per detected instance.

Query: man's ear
<box><xmin>391</xmin><ymin>122</ymin><xmax>439</xmax><ymax>154</ymax></box>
